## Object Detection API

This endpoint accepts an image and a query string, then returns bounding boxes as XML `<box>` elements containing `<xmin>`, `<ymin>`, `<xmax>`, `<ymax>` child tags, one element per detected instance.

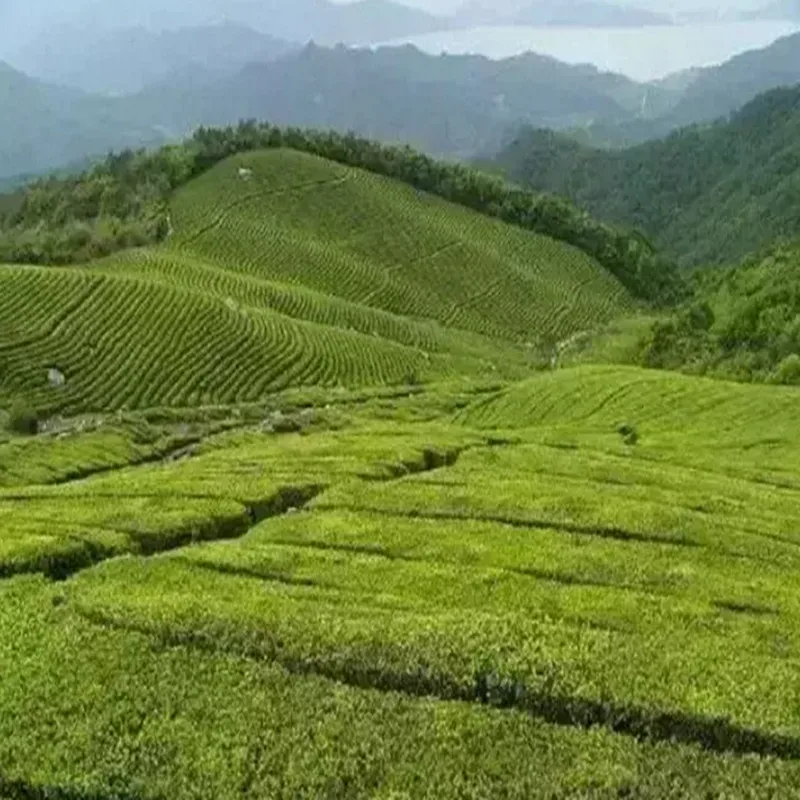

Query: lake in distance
<box><xmin>378</xmin><ymin>21</ymin><xmax>800</xmax><ymax>81</ymax></box>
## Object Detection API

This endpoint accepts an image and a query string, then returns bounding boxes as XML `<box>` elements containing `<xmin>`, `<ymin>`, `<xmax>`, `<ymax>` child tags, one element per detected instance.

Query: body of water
<box><xmin>378</xmin><ymin>21</ymin><xmax>800</xmax><ymax>81</ymax></box>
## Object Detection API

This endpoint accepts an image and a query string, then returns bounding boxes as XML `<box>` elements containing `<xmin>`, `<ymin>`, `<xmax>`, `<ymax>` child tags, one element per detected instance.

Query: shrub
<box><xmin>773</xmin><ymin>354</ymin><xmax>800</xmax><ymax>386</ymax></box>
<box><xmin>6</xmin><ymin>404</ymin><xmax>39</xmax><ymax>435</ymax></box>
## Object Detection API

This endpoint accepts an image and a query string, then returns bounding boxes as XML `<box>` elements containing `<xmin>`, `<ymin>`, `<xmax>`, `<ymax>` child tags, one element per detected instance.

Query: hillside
<box><xmin>182</xmin><ymin>45</ymin><xmax>637</xmax><ymax>157</ymax></box>
<box><xmin>564</xmin><ymin>31</ymin><xmax>800</xmax><ymax>148</ymax></box>
<box><xmin>639</xmin><ymin>242</ymin><xmax>800</xmax><ymax>384</ymax></box>
<box><xmin>3</xmin><ymin>75</ymin><xmax>800</xmax><ymax>796</ymax></box>
<box><xmin>4</xmin><ymin>23</ymin><xmax>800</xmax><ymax>179</ymax></box>
<box><xmin>493</xmin><ymin>85</ymin><xmax>800</xmax><ymax>266</ymax></box>
<box><xmin>0</xmin><ymin>123</ymin><xmax>676</xmax><ymax>302</ymax></box>
<box><xmin>0</xmin><ymin>147</ymin><xmax>634</xmax><ymax>414</ymax></box>
<box><xmin>3</xmin><ymin>361</ymin><xmax>800</xmax><ymax>795</ymax></box>
<box><xmin>662</xmin><ymin>31</ymin><xmax>800</xmax><ymax>129</ymax></box>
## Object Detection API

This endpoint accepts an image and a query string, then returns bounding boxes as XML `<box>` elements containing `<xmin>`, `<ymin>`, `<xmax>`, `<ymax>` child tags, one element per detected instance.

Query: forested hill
<box><xmin>492</xmin><ymin>85</ymin><xmax>800</xmax><ymax>267</ymax></box>
<box><xmin>0</xmin><ymin>122</ymin><xmax>679</xmax><ymax>303</ymax></box>
<box><xmin>662</xmin><ymin>31</ymin><xmax>800</xmax><ymax>129</ymax></box>
<box><xmin>565</xmin><ymin>31</ymin><xmax>800</xmax><ymax>147</ymax></box>
<box><xmin>5</xmin><ymin>30</ymin><xmax>800</xmax><ymax>181</ymax></box>
<box><xmin>640</xmin><ymin>242</ymin><xmax>800</xmax><ymax>385</ymax></box>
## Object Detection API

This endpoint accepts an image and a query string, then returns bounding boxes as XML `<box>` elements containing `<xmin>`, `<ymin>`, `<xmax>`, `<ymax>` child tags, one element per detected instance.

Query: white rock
<box><xmin>47</xmin><ymin>368</ymin><xmax>66</xmax><ymax>389</ymax></box>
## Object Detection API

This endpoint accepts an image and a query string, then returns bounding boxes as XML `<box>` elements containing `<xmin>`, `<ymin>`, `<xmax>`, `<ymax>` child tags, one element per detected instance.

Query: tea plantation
<box><xmin>0</xmin><ymin>149</ymin><xmax>632</xmax><ymax>415</ymax></box>
<box><xmin>1</xmin><ymin>145</ymin><xmax>798</xmax><ymax>798</ymax></box>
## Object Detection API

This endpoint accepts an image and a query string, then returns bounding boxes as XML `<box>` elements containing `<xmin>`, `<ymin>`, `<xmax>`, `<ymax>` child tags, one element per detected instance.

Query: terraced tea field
<box><xmin>0</xmin><ymin>149</ymin><xmax>631</xmax><ymax>415</ymax></box>
<box><xmin>2</xmin><ymin>143</ymin><xmax>798</xmax><ymax>797</ymax></box>
<box><xmin>1</xmin><ymin>365</ymin><xmax>800</xmax><ymax>797</ymax></box>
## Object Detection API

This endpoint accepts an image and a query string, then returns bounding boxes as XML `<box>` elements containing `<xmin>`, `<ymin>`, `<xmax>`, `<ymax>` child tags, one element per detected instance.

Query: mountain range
<box><xmin>2</xmin><ymin>24</ymin><xmax>800</xmax><ymax>185</ymax></box>
<box><xmin>9</xmin><ymin>22</ymin><xmax>297</xmax><ymax>96</ymax></box>
<box><xmin>0</xmin><ymin>43</ymin><xmax>649</xmax><ymax>178</ymax></box>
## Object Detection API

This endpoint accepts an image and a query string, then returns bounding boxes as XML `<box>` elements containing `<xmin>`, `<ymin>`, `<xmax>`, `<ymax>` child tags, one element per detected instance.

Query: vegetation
<box><xmin>5</xmin><ymin>403</ymin><xmax>39</xmax><ymax>435</ymax></box>
<box><xmin>640</xmin><ymin>242</ymin><xmax>800</xmax><ymax>383</ymax></box>
<box><xmin>2</xmin><ymin>367</ymin><xmax>800</xmax><ymax>795</ymax></box>
<box><xmin>0</xmin><ymin>60</ymin><xmax>165</xmax><ymax>182</ymax></box>
<box><xmin>493</xmin><ymin>86</ymin><xmax>800</xmax><ymax>267</ymax></box>
<box><xmin>2</xmin><ymin>46</ymin><xmax>799</xmax><ymax>792</ymax></box>
<box><xmin>0</xmin><ymin>147</ymin><xmax>639</xmax><ymax>414</ymax></box>
<box><xmin>0</xmin><ymin>122</ymin><xmax>679</xmax><ymax>302</ymax></box>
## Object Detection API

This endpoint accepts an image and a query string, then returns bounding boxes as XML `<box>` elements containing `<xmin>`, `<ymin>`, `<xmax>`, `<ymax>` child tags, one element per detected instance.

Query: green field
<box><xmin>1</xmin><ymin>145</ymin><xmax>799</xmax><ymax>797</ymax></box>
<box><xmin>0</xmin><ymin>149</ymin><xmax>631</xmax><ymax>415</ymax></box>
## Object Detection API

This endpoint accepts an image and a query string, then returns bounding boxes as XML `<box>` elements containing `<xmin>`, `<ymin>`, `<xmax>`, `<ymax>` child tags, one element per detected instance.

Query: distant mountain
<box><xmin>511</xmin><ymin>1</ymin><xmax>672</xmax><ymax>26</ymax></box>
<box><xmin>137</xmin><ymin>43</ymin><xmax>640</xmax><ymax>157</ymax></box>
<box><xmin>662</xmin><ymin>32</ymin><xmax>800</xmax><ymax>128</ymax></box>
<box><xmin>0</xmin><ymin>43</ymin><xmax>648</xmax><ymax>179</ymax></box>
<box><xmin>317</xmin><ymin>0</ymin><xmax>451</xmax><ymax>44</ymax></box>
<box><xmin>10</xmin><ymin>23</ymin><xmax>296</xmax><ymax>96</ymax></box>
<box><xmin>491</xmin><ymin>86</ymin><xmax>800</xmax><ymax>267</ymax></box>
<box><xmin>563</xmin><ymin>32</ymin><xmax>800</xmax><ymax>147</ymax></box>
<box><xmin>0</xmin><ymin>62</ymin><xmax>163</xmax><ymax>178</ymax></box>
<box><xmin>455</xmin><ymin>0</ymin><xmax>671</xmax><ymax>26</ymax></box>
<box><xmin>5</xmin><ymin>0</ymin><xmax>450</xmax><ymax>61</ymax></box>
<box><xmin>742</xmin><ymin>0</ymin><xmax>800</xmax><ymax>20</ymax></box>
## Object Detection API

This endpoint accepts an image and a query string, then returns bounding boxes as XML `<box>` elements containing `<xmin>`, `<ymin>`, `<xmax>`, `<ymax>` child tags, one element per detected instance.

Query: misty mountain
<box><xmin>562</xmin><ymin>31</ymin><xmax>800</xmax><ymax>147</ymax></box>
<box><xmin>10</xmin><ymin>23</ymin><xmax>296</xmax><ymax>96</ymax></box>
<box><xmin>511</xmin><ymin>1</ymin><xmax>672</xmax><ymax>26</ymax></box>
<box><xmin>741</xmin><ymin>0</ymin><xmax>800</xmax><ymax>19</ymax></box>
<box><xmin>661</xmin><ymin>32</ymin><xmax>800</xmax><ymax>128</ymax></box>
<box><xmin>0</xmin><ymin>62</ymin><xmax>163</xmax><ymax>178</ymax></box>
<box><xmin>134</xmin><ymin>44</ymin><xmax>639</xmax><ymax>157</ymax></box>
<box><xmin>455</xmin><ymin>0</ymin><xmax>671</xmax><ymax>26</ymax></box>
<box><xmin>0</xmin><ymin>43</ymin><xmax>643</xmax><ymax>179</ymax></box>
<box><xmin>4</xmin><ymin>0</ymin><xmax>450</xmax><ymax>62</ymax></box>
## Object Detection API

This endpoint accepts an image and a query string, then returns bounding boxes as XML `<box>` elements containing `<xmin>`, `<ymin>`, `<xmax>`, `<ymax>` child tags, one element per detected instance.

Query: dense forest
<box><xmin>493</xmin><ymin>86</ymin><xmax>800</xmax><ymax>266</ymax></box>
<box><xmin>0</xmin><ymin>121</ymin><xmax>680</xmax><ymax>303</ymax></box>
<box><xmin>639</xmin><ymin>243</ymin><xmax>800</xmax><ymax>384</ymax></box>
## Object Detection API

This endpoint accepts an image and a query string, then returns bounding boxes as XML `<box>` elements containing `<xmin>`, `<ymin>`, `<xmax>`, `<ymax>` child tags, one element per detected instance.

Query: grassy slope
<box><xmin>3</xmin><ymin>146</ymin><xmax>798</xmax><ymax>797</ymax></box>
<box><xmin>0</xmin><ymin>148</ymin><xmax>632</xmax><ymax>413</ymax></box>
<box><xmin>2</xmin><ymin>366</ymin><xmax>800</xmax><ymax>796</ymax></box>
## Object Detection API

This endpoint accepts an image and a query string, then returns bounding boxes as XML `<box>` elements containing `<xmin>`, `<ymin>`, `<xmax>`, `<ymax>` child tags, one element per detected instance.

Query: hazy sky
<box><xmin>0</xmin><ymin>0</ymin><xmax>775</xmax><ymax>53</ymax></box>
<box><xmin>343</xmin><ymin>0</ymin><xmax>768</xmax><ymax>12</ymax></box>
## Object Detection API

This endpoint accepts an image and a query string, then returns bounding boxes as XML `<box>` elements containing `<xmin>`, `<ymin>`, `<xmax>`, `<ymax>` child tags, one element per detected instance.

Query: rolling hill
<box><xmin>3</xmin><ymin>360</ymin><xmax>800</xmax><ymax>796</ymax></box>
<box><xmin>492</xmin><ymin>85</ymin><xmax>800</xmax><ymax>266</ymax></box>
<box><xmin>2</xmin><ymin>124</ymin><xmax>800</xmax><ymax>796</ymax></box>
<box><xmin>0</xmin><ymin>147</ymin><xmax>633</xmax><ymax>414</ymax></box>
